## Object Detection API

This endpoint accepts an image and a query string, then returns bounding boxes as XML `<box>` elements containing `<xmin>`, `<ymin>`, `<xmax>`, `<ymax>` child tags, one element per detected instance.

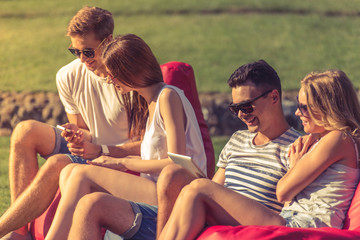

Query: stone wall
<box><xmin>199</xmin><ymin>91</ymin><xmax>302</xmax><ymax>136</ymax></box>
<box><xmin>0</xmin><ymin>91</ymin><xmax>302</xmax><ymax>137</ymax></box>
<box><xmin>0</xmin><ymin>92</ymin><xmax>67</xmax><ymax>136</ymax></box>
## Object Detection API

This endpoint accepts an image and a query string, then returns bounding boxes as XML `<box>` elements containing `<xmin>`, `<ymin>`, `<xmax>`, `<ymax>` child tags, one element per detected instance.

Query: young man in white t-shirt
<box><xmin>0</xmin><ymin>7</ymin><xmax>141</xmax><ymax>240</ymax></box>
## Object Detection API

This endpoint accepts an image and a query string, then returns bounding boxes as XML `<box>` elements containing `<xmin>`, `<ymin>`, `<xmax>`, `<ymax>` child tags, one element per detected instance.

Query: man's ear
<box><xmin>271</xmin><ymin>89</ymin><xmax>280</xmax><ymax>104</ymax></box>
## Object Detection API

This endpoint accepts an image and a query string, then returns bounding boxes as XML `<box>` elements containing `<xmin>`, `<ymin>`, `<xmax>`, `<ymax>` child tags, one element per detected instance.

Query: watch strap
<box><xmin>101</xmin><ymin>145</ymin><xmax>110</xmax><ymax>156</ymax></box>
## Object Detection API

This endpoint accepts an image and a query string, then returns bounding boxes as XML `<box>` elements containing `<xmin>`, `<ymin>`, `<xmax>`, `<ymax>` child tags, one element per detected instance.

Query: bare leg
<box><xmin>9</xmin><ymin>120</ymin><xmax>57</xmax><ymax>202</ymax></box>
<box><xmin>0</xmin><ymin>154</ymin><xmax>71</xmax><ymax>237</ymax></box>
<box><xmin>45</xmin><ymin>165</ymin><xmax>157</xmax><ymax>240</ymax></box>
<box><xmin>5</xmin><ymin>120</ymin><xmax>57</xmax><ymax>237</ymax></box>
<box><xmin>68</xmin><ymin>192</ymin><xmax>135</xmax><ymax>240</ymax></box>
<box><xmin>159</xmin><ymin>178</ymin><xmax>285</xmax><ymax>240</ymax></box>
<box><xmin>58</xmin><ymin>164</ymin><xmax>78</xmax><ymax>190</ymax></box>
<box><xmin>156</xmin><ymin>164</ymin><xmax>196</xmax><ymax>238</ymax></box>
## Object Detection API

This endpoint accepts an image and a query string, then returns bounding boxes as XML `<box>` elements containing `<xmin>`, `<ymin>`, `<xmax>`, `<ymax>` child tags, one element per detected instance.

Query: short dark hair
<box><xmin>227</xmin><ymin>60</ymin><xmax>282</xmax><ymax>98</ymax></box>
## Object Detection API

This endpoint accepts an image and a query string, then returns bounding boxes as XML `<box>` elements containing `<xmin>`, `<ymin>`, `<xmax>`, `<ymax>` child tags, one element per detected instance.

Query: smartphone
<box><xmin>56</xmin><ymin>125</ymin><xmax>72</xmax><ymax>133</ymax></box>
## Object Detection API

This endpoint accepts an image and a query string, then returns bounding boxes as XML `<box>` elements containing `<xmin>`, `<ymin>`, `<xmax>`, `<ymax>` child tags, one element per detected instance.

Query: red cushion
<box><xmin>197</xmin><ymin>225</ymin><xmax>360</xmax><ymax>240</ymax></box>
<box><xmin>198</xmin><ymin>181</ymin><xmax>360</xmax><ymax>240</ymax></box>
<box><xmin>161</xmin><ymin>61</ymin><xmax>215</xmax><ymax>178</ymax></box>
<box><xmin>343</xmin><ymin>181</ymin><xmax>360</xmax><ymax>230</ymax></box>
<box><xmin>28</xmin><ymin>189</ymin><xmax>61</xmax><ymax>240</ymax></box>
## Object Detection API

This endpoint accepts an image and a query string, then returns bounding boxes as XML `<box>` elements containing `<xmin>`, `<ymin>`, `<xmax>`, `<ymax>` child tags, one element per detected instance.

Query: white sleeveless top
<box><xmin>281</xmin><ymin>135</ymin><xmax>360</xmax><ymax>228</ymax></box>
<box><xmin>140</xmin><ymin>85</ymin><xmax>207</xmax><ymax>182</ymax></box>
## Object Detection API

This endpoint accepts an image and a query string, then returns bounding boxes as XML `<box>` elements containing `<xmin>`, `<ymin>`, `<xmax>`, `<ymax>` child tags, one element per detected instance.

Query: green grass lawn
<box><xmin>0</xmin><ymin>137</ymin><xmax>11</xmax><ymax>214</ymax></box>
<box><xmin>1</xmin><ymin>0</ymin><xmax>360</xmax><ymax>92</ymax></box>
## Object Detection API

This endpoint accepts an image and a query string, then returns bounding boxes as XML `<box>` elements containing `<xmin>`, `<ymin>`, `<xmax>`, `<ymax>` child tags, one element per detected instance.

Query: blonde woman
<box><xmin>159</xmin><ymin>70</ymin><xmax>360</xmax><ymax>240</ymax></box>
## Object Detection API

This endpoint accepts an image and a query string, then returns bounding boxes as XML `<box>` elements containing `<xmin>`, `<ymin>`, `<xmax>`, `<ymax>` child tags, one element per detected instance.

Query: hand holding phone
<box><xmin>56</xmin><ymin>125</ymin><xmax>72</xmax><ymax>133</ymax></box>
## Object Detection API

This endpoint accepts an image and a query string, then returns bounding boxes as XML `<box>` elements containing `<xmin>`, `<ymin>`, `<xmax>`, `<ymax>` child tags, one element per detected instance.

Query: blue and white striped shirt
<box><xmin>217</xmin><ymin>128</ymin><xmax>301</xmax><ymax>213</ymax></box>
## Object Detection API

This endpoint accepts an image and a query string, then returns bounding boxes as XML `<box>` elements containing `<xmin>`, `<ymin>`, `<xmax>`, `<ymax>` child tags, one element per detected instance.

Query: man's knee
<box><xmin>175</xmin><ymin>179</ymin><xmax>208</xmax><ymax>201</ymax></box>
<box><xmin>187</xmin><ymin>178</ymin><xmax>211</xmax><ymax>193</ymax></box>
<box><xmin>11</xmin><ymin>120</ymin><xmax>44</xmax><ymax>145</ymax></box>
<box><xmin>42</xmin><ymin>155</ymin><xmax>72</xmax><ymax>178</ymax></box>
<box><xmin>10</xmin><ymin>120</ymin><xmax>55</xmax><ymax>155</ymax></box>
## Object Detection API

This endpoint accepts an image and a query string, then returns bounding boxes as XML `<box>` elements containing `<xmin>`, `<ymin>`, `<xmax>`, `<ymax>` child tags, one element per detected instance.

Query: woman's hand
<box><xmin>288</xmin><ymin>134</ymin><xmax>319</xmax><ymax>168</ymax></box>
<box><xmin>87</xmin><ymin>156</ymin><xmax>130</xmax><ymax>171</ymax></box>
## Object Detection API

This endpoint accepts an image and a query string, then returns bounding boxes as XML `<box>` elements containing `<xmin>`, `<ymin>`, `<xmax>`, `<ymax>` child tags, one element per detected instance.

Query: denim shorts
<box><xmin>121</xmin><ymin>202</ymin><xmax>158</xmax><ymax>240</ymax></box>
<box><xmin>41</xmin><ymin>126</ymin><xmax>88</xmax><ymax>164</ymax></box>
<box><xmin>280</xmin><ymin>210</ymin><xmax>326</xmax><ymax>228</ymax></box>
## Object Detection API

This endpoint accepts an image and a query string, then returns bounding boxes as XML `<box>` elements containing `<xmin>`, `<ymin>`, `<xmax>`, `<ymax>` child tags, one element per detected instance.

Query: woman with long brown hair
<box><xmin>44</xmin><ymin>34</ymin><xmax>207</xmax><ymax>240</ymax></box>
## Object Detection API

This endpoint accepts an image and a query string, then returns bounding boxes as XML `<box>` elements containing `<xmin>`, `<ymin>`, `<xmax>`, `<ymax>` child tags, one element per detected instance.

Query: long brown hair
<box><xmin>301</xmin><ymin>70</ymin><xmax>360</xmax><ymax>137</ymax></box>
<box><xmin>102</xmin><ymin>34</ymin><xmax>163</xmax><ymax>139</ymax></box>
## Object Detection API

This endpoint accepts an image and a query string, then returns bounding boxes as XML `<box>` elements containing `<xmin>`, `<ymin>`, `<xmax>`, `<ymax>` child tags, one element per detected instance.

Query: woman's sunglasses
<box><xmin>68</xmin><ymin>38</ymin><xmax>106</xmax><ymax>59</ymax></box>
<box><xmin>228</xmin><ymin>89</ymin><xmax>273</xmax><ymax>116</ymax></box>
<box><xmin>296</xmin><ymin>95</ymin><xmax>309</xmax><ymax>116</ymax></box>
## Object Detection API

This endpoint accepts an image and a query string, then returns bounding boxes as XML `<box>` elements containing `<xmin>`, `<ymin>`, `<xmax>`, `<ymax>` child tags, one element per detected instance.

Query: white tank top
<box><xmin>282</xmin><ymin>135</ymin><xmax>360</xmax><ymax>228</ymax></box>
<box><xmin>140</xmin><ymin>85</ymin><xmax>207</xmax><ymax>182</ymax></box>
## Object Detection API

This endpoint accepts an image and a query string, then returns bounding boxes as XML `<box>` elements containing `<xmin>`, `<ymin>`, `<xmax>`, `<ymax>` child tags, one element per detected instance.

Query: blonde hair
<box><xmin>301</xmin><ymin>70</ymin><xmax>360</xmax><ymax>136</ymax></box>
<box><xmin>66</xmin><ymin>6</ymin><xmax>114</xmax><ymax>41</ymax></box>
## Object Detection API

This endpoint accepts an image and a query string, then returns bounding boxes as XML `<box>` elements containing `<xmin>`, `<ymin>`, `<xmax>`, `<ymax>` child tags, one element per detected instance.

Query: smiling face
<box><xmin>106</xmin><ymin>69</ymin><xmax>134</xmax><ymax>94</ymax></box>
<box><xmin>70</xmin><ymin>33</ymin><xmax>107</xmax><ymax>76</ymax></box>
<box><xmin>296</xmin><ymin>87</ymin><xmax>326</xmax><ymax>134</ymax></box>
<box><xmin>231</xmin><ymin>82</ymin><xmax>274</xmax><ymax>134</ymax></box>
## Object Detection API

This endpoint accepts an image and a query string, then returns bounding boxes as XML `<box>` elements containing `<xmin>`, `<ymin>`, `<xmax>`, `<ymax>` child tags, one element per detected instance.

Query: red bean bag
<box><xmin>161</xmin><ymin>61</ymin><xmax>215</xmax><ymax>178</ymax></box>
<box><xmin>197</xmin><ymin>180</ymin><xmax>360</xmax><ymax>240</ymax></box>
<box><xmin>29</xmin><ymin>61</ymin><xmax>215</xmax><ymax>239</ymax></box>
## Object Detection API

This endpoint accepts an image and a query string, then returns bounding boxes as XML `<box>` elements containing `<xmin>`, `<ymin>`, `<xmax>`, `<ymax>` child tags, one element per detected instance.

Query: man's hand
<box><xmin>60</xmin><ymin>123</ymin><xmax>84</xmax><ymax>144</ymax></box>
<box><xmin>67</xmin><ymin>141</ymin><xmax>101</xmax><ymax>159</ymax></box>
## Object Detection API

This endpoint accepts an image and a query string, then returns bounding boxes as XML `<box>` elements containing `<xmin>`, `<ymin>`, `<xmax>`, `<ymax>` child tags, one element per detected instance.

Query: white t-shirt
<box><xmin>56</xmin><ymin>59</ymin><xmax>129</xmax><ymax>146</ymax></box>
<box><xmin>140</xmin><ymin>85</ymin><xmax>207</xmax><ymax>182</ymax></box>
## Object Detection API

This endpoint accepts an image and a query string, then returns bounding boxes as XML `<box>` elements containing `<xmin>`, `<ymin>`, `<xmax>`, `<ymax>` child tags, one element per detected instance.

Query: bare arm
<box><xmin>90</xmin><ymin>88</ymin><xmax>188</xmax><ymax>173</ymax></box>
<box><xmin>124</xmin><ymin>88</ymin><xmax>188</xmax><ymax>173</ymax></box>
<box><xmin>277</xmin><ymin>130</ymin><xmax>357</xmax><ymax>202</ymax></box>
<box><xmin>107</xmin><ymin>141</ymin><xmax>141</xmax><ymax>157</ymax></box>
<box><xmin>212</xmin><ymin>167</ymin><xmax>225</xmax><ymax>185</ymax></box>
<box><xmin>65</xmin><ymin>113</ymin><xmax>141</xmax><ymax>159</ymax></box>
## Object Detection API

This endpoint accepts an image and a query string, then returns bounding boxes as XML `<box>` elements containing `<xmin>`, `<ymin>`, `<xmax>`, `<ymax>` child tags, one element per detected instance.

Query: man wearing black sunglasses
<box><xmin>1</xmin><ymin>7</ymin><xmax>140</xmax><ymax>240</ymax></box>
<box><xmin>155</xmin><ymin>60</ymin><xmax>301</xmax><ymax>237</ymax></box>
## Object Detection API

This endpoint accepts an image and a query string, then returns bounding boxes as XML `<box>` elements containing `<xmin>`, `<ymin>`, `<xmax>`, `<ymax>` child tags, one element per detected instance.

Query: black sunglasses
<box><xmin>228</xmin><ymin>89</ymin><xmax>273</xmax><ymax>116</ymax></box>
<box><xmin>68</xmin><ymin>38</ymin><xmax>106</xmax><ymax>59</ymax></box>
<box><xmin>296</xmin><ymin>95</ymin><xmax>309</xmax><ymax>116</ymax></box>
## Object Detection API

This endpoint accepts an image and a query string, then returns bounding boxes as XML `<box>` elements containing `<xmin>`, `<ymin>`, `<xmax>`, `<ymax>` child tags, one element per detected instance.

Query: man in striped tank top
<box><xmin>156</xmin><ymin>59</ymin><xmax>301</xmax><ymax>237</ymax></box>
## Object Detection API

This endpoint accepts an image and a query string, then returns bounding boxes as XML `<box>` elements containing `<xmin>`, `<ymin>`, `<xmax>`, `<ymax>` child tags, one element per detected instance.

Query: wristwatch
<box><xmin>101</xmin><ymin>145</ymin><xmax>110</xmax><ymax>156</ymax></box>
